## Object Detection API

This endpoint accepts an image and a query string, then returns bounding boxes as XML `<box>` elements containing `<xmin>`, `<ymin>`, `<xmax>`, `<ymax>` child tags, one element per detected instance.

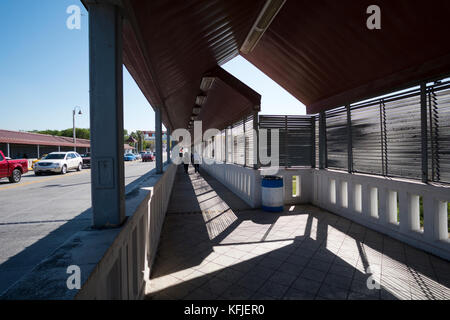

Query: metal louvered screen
<box><xmin>244</xmin><ymin>115</ymin><xmax>255</xmax><ymax>167</ymax></box>
<box><xmin>232</xmin><ymin>120</ymin><xmax>245</xmax><ymax>166</ymax></box>
<box><xmin>326</xmin><ymin>107</ymin><xmax>348</xmax><ymax>170</ymax></box>
<box><xmin>429</xmin><ymin>82</ymin><xmax>450</xmax><ymax>184</ymax></box>
<box><xmin>259</xmin><ymin>115</ymin><xmax>287</xmax><ymax>167</ymax></box>
<box><xmin>213</xmin><ymin>78</ymin><xmax>450</xmax><ymax>185</ymax></box>
<box><xmin>315</xmin><ymin>115</ymin><xmax>320</xmax><ymax>168</ymax></box>
<box><xmin>351</xmin><ymin>101</ymin><xmax>383</xmax><ymax>175</ymax></box>
<box><xmin>384</xmin><ymin>90</ymin><xmax>422</xmax><ymax>179</ymax></box>
<box><xmin>259</xmin><ymin>115</ymin><xmax>313</xmax><ymax>167</ymax></box>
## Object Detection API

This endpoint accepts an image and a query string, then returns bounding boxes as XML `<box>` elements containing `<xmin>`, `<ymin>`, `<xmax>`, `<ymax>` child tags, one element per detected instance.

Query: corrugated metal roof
<box><xmin>243</xmin><ymin>0</ymin><xmax>450</xmax><ymax>113</ymax></box>
<box><xmin>90</xmin><ymin>0</ymin><xmax>450</xmax><ymax>126</ymax></box>
<box><xmin>121</xmin><ymin>0</ymin><xmax>266</xmax><ymax>130</ymax></box>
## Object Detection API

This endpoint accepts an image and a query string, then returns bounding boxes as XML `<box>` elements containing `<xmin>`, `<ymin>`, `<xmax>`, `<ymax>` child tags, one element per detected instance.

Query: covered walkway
<box><xmin>146</xmin><ymin>166</ymin><xmax>450</xmax><ymax>300</ymax></box>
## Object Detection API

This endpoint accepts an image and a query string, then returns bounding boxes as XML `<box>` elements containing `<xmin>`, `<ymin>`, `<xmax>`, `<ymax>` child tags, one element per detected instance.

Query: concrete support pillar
<box><xmin>88</xmin><ymin>2</ymin><xmax>125</xmax><ymax>228</ymax></box>
<box><xmin>37</xmin><ymin>145</ymin><xmax>40</xmax><ymax>158</ymax></box>
<box><xmin>155</xmin><ymin>108</ymin><xmax>163</xmax><ymax>173</ymax></box>
<box><xmin>166</xmin><ymin>128</ymin><xmax>171</xmax><ymax>164</ymax></box>
<box><xmin>58</xmin><ymin>146</ymin><xmax>61</xmax><ymax>152</ymax></box>
<box><xmin>6</xmin><ymin>143</ymin><xmax>10</xmax><ymax>158</ymax></box>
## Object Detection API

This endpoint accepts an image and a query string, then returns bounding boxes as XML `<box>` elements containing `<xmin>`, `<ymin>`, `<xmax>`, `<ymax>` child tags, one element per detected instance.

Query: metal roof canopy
<box><xmin>85</xmin><ymin>0</ymin><xmax>450</xmax><ymax>127</ymax></box>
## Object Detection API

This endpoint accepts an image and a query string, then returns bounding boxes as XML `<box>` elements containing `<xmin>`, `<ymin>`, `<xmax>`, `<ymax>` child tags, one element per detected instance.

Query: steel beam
<box><xmin>88</xmin><ymin>2</ymin><xmax>125</xmax><ymax>228</ymax></box>
<box><xmin>155</xmin><ymin>108</ymin><xmax>163</xmax><ymax>173</ymax></box>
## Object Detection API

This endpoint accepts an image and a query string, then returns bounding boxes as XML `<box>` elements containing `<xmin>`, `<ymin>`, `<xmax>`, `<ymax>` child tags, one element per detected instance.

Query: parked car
<box><xmin>34</xmin><ymin>152</ymin><xmax>83</xmax><ymax>175</ymax></box>
<box><xmin>0</xmin><ymin>150</ymin><xmax>29</xmax><ymax>183</ymax></box>
<box><xmin>133</xmin><ymin>152</ymin><xmax>142</xmax><ymax>160</ymax></box>
<box><xmin>142</xmin><ymin>152</ymin><xmax>155</xmax><ymax>162</ymax></box>
<box><xmin>81</xmin><ymin>152</ymin><xmax>91</xmax><ymax>168</ymax></box>
<box><xmin>32</xmin><ymin>154</ymin><xmax>48</xmax><ymax>169</ymax></box>
<box><xmin>124</xmin><ymin>153</ymin><xmax>136</xmax><ymax>161</ymax></box>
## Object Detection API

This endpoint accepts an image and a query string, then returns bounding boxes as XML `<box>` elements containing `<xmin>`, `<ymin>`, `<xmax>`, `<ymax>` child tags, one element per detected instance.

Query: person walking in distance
<box><xmin>182</xmin><ymin>149</ymin><xmax>190</xmax><ymax>174</ymax></box>
<box><xmin>193</xmin><ymin>150</ymin><xmax>201</xmax><ymax>173</ymax></box>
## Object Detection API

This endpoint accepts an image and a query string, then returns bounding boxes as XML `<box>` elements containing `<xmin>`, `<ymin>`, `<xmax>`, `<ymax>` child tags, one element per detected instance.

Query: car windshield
<box><xmin>82</xmin><ymin>153</ymin><xmax>90</xmax><ymax>158</ymax></box>
<box><xmin>45</xmin><ymin>154</ymin><xmax>66</xmax><ymax>160</ymax></box>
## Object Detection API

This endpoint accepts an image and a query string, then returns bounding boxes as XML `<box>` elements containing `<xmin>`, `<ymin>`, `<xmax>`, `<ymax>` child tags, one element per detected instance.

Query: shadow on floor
<box><xmin>146</xmin><ymin>167</ymin><xmax>450</xmax><ymax>300</ymax></box>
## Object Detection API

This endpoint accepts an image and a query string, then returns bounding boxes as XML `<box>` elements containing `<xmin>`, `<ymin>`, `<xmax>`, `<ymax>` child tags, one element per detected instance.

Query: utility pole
<box><xmin>73</xmin><ymin>106</ymin><xmax>82</xmax><ymax>152</ymax></box>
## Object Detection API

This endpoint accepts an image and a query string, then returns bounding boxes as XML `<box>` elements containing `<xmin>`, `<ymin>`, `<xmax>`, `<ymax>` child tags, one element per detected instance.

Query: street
<box><xmin>0</xmin><ymin>160</ymin><xmax>156</xmax><ymax>294</ymax></box>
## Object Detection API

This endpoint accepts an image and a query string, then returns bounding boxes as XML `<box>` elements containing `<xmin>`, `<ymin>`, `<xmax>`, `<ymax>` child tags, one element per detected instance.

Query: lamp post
<box><xmin>73</xmin><ymin>106</ymin><xmax>82</xmax><ymax>152</ymax></box>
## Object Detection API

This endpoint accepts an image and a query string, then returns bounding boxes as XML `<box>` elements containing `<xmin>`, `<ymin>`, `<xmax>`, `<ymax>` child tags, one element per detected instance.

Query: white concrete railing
<box><xmin>201</xmin><ymin>160</ymin><xmax>450</xmax><ymax>260</ymax></box>
<box><xmin>201</xmin><ymin>160</ymin><xmax>262</xmax><ymax>208</ymax></box>
<box><xmin>312</xmin><ymin>169</ymin><xmax>450</xmax><ymax>260</ymax></box>
<box><xmin>201</xmin><ymin>159</ymin><xmax>314</xmax><ymax>208</ymax></box>
<box><xmin>76</xmin><ymin>163</ymin><xmax>177</xmax><ymax>299</ymax></box>
<box><xmin>1</xmin><ymin>163</ymin><xmax>177</xmax><ymax>300</ymax></box>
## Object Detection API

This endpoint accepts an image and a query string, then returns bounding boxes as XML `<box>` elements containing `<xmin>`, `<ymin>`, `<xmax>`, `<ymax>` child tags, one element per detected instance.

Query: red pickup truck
<box><xmin>0</xmin><ymin>150</ymin><xmax>29</xmax><ymax>183</ymax></box>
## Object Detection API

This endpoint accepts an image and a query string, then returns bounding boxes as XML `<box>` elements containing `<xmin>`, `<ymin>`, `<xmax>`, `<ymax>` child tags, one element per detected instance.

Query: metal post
<box><xmin>73</xmin><ymin>109</ymin><xmax>76</xmax><ymax>152</ymax></box>
<box><xmin>37</xmin><ymin>145</ymin><xmax>40</xmax><ymax>158</ymax></box>
<box><xmin>6</xmin><ymin>143</ymin><xmax>10</xmax><ymax>158</ymax></box>
<box><xmin>284</xmin><ymin>115</ymin><xmax>288</xmax><ymax>168</ymax></box>
<box><xmin>253</xmin><ymin>111</ymin><xmax>260</xmax><ymax>169</ymax></box>
<box><xmin>166</xmin><ymin>128</ymin><xmax>171</xmax><ymax>163</ymax></box>
<box><xmin>311</xmin><ymin>116</ymin><xmax>316</xmax><ymax>168</ymax></box>
<box><xmin>155</xmin><ymin>108</ymin><xmax>163</xmax><ymax>173</ymax></box>
<box><xmin>243</xmin><ymin>117</ymin><xmax>246</xmax><ymax>167</ymax></box>
<box><xmin>224</xmin><ymin>128</ymin><xmax>228</xmax><ymax>164</ymax></box>
<box><xmin>346</xmin><ymin>104</ymin><xmax>353</xmax><ymax>173</ymax></box>
<box><xmin>88</xmin><ymin>2</ymin><xmax>125</xmax><ymax>228</ymax></box>
<box><xmin>420</xmin><ymin>82</ymin><xmax>428</xmax><ymax>183</ymax></box>
<box><xmin>319</xmin><ymin>111</ymin><xmax>327</xmax><ymax>169</ymax></box>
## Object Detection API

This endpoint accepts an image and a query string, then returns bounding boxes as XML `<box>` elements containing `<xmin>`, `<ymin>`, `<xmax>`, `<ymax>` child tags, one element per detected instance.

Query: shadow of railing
<box><xmin>146</xmin><ymin>167</ymin><xmax>450</xmax><ymax>300</ymax></box>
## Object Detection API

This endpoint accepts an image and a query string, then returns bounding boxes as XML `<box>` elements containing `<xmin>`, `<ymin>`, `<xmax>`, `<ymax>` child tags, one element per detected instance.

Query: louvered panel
<box><xmin>429</xmin><ymin>83</ymin><xmax>450</xmax><ymax>184</ymax></box>
<box><xmin>351</xmin><ymin>102</ymin><xmax>383</xmax><ymax>175</ymax></box>
<box><xmin>259</xmin><ymin>115</ymin><xmax>287</xmax><ymax>167</ymax></box>
<box><xmin>315</xmin><ymin>115</ymin><xmax>319</xmax><ymax>168</ymax></box>
<box><xmin>326</xmin><ymin>106</ymin><xmax>348</xmax><ymax>171</ymax></box>
<box><xmin>244</xmin><ymin>115</ymin><xmax>255</xmax><ymax>167</ymax></box>
<box><xmin>259</xmin><ymin>115</ymin><xmax>313</xmax><ymax>167</ymax></box>
<box><xmin>232</xmin><ymin>120</ymin><xmax>245</xmax><ymax>166</ymax></box>
<box><xmin>226</xmin><ymin>127</ymin><xmax>233</xmax><ymax>163</ymax></box>
<box><xmin>384</xmin><ymin>92</ymin><xmax>422</xmax><ymax>179</ymax></box>
<box><xmin>287</xmin><ymin>116</ymin><xmax>313</xmax><ymax>167</ymax></box>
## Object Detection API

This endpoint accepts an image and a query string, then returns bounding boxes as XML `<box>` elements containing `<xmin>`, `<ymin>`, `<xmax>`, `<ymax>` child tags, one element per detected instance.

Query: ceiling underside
<box><xmin>118</xmin><ymin>0</ymin><xmax>450</xmax><ymax>129</ymax></box>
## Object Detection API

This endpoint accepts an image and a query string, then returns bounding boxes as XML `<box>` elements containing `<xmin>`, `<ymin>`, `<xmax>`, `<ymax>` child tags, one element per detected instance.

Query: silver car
<box><xmin>34</xmin><ymin>152</ymin><xmax>83</xmax><ymax>175</ymax></box>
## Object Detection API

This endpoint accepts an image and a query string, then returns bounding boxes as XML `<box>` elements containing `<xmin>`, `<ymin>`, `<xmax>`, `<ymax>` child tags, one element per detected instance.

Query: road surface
<box><xmin>0</xmin><ymin>160</ymin><xmax>156</xmax><ymax>294</ymax></box>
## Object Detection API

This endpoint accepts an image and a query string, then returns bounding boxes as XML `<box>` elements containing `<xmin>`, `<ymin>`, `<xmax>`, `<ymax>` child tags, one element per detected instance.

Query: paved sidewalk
<box><xmin>146</xmin><ymin>166</ymin><xmax>450</xmax><ymax>300</ymax></box>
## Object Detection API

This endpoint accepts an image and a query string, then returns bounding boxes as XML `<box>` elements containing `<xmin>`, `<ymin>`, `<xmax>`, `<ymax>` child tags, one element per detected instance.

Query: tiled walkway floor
<box><xmin>145</xmin><ymin>166</ymin><xmax>450</xmax><ymax>300</ymax></box>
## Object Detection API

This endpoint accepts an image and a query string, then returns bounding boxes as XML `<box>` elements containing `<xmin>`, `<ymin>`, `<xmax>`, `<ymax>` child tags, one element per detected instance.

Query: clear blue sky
<box><xmin>0</xmin><ymin>0</ymin><xmax>305</xmax><ymax>133</ymax></box>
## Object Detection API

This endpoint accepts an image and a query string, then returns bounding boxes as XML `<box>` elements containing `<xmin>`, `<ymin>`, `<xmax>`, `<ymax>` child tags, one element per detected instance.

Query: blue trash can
<box><xmin>261</xmin><ymin>175</ymin><xmax>284</xmax><ymax>212</ymax></box>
